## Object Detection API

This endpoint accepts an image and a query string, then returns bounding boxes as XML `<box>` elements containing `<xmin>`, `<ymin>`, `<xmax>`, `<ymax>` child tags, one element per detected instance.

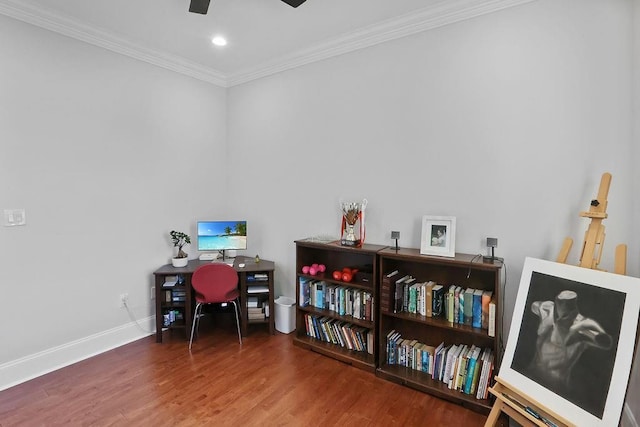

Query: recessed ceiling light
<box><xmin>211</xmin><ymin>36</ymin><xmax>227</xmax><ymax>47</ymax></box>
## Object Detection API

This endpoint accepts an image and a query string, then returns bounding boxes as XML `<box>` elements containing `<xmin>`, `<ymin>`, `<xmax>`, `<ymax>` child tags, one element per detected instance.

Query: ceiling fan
<box><xmin>189</xmin><ymin>0</ymin><xmax>307</xmax><ymax>15</ymax></box>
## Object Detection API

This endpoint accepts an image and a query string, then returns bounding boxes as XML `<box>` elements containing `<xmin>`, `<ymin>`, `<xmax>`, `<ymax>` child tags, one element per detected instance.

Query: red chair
<box><xmin>189</xmin><ymin>263</ymin><xmax>242</xmax><ymax>349</ymax></box>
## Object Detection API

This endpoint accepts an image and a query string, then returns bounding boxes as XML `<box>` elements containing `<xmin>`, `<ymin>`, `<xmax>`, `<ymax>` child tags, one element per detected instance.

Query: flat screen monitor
<box><xmin>197</xmin><ymin>221</ymin><xmax>247</xmax><ymax>254</ymax></box>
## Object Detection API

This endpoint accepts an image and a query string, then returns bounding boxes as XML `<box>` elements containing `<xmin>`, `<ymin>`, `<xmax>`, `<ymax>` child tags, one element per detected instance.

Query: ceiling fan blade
<box><xmin>189</xmin><ymin>0</ymin><xmax>211</xmax><ymax>14</ymax></box>
<box><xmin>281</xmin><ymin>0</ymin><xmax>307</xmax><ymax>7</ymax></box>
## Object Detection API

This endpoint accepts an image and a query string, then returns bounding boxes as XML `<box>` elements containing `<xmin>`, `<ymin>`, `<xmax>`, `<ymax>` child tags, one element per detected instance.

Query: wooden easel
<box><xmin>556</xmin><ymin>172</ymin><xmax>627</xmax><ymax>275</ymax></box>
<box><xmin>485</xmin><ymin>172</ymin><xmax>628</xmax><ymax>427</ymax></box>
<box><xmin>485</xmin><ymin>377</ymin><xmax>572</xmax><ymax>427</ymax></box>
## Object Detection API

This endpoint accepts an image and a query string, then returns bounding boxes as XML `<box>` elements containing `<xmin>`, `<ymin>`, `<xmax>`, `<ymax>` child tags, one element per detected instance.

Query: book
<box><xmin>425</xmin><ymin>281</ymin><xmax>434</xmax><ymax>317</ymax></box>
<box><xmin>476</xmin><ymin>348</ymin><xmax>493</xmax><ymax>399</ymax></box>
<box><xmin>393</xmin><ymin>275</ymin><xmax>411</xmax><ymax>313</ymax></box>
<box><xmin>463</xmin><ymin>346</ymin><xmax>482</xmax><ymax>394</ymax></box>
<box><xmin>248</xmin><ymin>313</ymin><xmax>265</xmax><ymax>320</ymax></box>
<box><xmin>443</xmin><ymin>344</ymin><xmax>461</xmax><ymax>387</ymax></box>
<box><xmin>446</xmin><ymin>285</ymin><xmax>456</xmax><ymax>323</ymax></box>
<box><xmin>451</xmin><ymin>344</ymin><xmax>469</xmax><ymax>390</ymax></box>
<box><xmin>298</xmin><ymin>277</ymin><xmax>311</xmax><ymax>307</ymax></box>
<box><xmin>315</xmin><ymin>281</ymin><xmax>327</xmax><ymax>309</ymax></box>
<box><xmin>364</xmin><ymin>292</ymin><xmax>373</xmax><ymax>321</ymax></box>
<box><xmin>482</xmin><ymin>352</ymin><xmax>496</xmax><ymax>399</ymax></box>
<box><xmin>416</xmin><ymin>282</ymin><xmax>426</xmax><ymax>315</ymax></box>
<box><xmin>458</xmin><ymin>287</ymin><xmax>465</xmax><ymax>324</ymax></box>
<box><xmin>469</xmin><ymin>347</ymin><xmax>486</xmax><ymax>395</ymax></box>
<box><xmin>387</xmin><ymin>331</ymin><xmax>401</xmax><ymax>364</ymax></box>
<box><xmin>453</xmin><ymin>286</ymin><xmax>461</xmax><ymax>324</ymax></box>
<box><xmin>380</xmin><ymin>270</ymin><xmax>399</xmax><ymax>313</ymax></box>
<box><xmin>431</xmin><ymin>284</ymin><xmax>444</xmax><ymax>317</ymax></box>
<box><xmin>366</xmin><ymin>329</ymin><xmax>374</xmax><ymax>355</ymax></box>
<box><xmin>488</xmin><ymin>297</ymin><xmax>497</xmax><ymax>337</ymax></box>
<box><xmin>481</xmin><ymin>290</ymin><xmax>493</xmax><ymax>330</ymax></box>
<box><xmin>463</xmin><ymin>288</ymin><xmax>474</xmax><ymax>325</ymax></box>
<box><xmin>402</xmin><ymin>277</ymin><xmax>416</xmax><ymax>312</ymax></box>
<box><xmin>408</xmin><ymin>283</ymin><xmax>419</xmax><ymax>314</ymax></box>
<box><xmin>162</xmin><ymin>280</ymin><xmax>177</xmax><ymax>288</ymax></box>
<box><xmin>422</xmin><ymin>344</ymin><xmax>436</xmax><ymax>375</ymax></box>
<box><xmin>456</xmin><ymin>344</ymin><xmax>475</xmax><ymax>391</ymax></box>
<box><xmin>472</xmin><ymin>289</ymin><xmax>483</xmax><ymax>328</ymax></box>
<box><xmin>431</xmin><ymin>342</ymin><xmax>445</xmax><ymax>380</ymax></box>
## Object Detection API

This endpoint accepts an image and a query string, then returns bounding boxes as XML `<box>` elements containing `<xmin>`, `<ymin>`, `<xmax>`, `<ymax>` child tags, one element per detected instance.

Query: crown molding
<box><xmin>0</xmin><ymin>0</ymin><xmax>536</xmax><ymax>88</ymax></box>
<box><xmin>0</xmin><ymin>0</ymin><xmax>227</xmax><ymax>86</ymax></box>
<box><xmin>227</xmin><ymin>0</ymin><xmax>537</xmax><ymax>86</ymax></box>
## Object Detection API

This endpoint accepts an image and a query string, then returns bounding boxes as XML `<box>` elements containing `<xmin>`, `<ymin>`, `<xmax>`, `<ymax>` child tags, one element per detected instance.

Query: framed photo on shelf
<box><xmin>499</xmin><ymin>257</ymin><xmax>640</xmax><ymax>427</ymax></box>
<box><xmin>420</xmin><ymin>215</ymin><xmax>456</xmax><ymax>257</ymax></box>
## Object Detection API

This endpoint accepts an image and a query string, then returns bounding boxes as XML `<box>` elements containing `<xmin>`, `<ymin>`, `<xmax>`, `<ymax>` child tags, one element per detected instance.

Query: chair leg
<box><xmin>231</xmin><ymin>299</ymin><xmax>242</xmax><ymax>345</ymax></box>
<box><xmin>189</xmin><ymin>302</ymin><xmax>202</xmax><ymax>350</ymax></box>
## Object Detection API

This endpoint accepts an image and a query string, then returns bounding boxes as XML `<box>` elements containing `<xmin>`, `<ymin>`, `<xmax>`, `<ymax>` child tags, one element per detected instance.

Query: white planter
<box><xmin>172</xmin><ymin>257</ymin><xmax>188</xmax><ymax>268</ymax></box>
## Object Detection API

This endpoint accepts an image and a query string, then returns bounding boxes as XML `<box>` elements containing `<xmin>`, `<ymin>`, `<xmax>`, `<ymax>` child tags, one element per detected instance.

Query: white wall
<box><xmin>227</xmin><ymin>0</ymin><xmax>638</xmax><ymax>423</ymax></box>
<box><xmin>228</xmin><ymin>0</ymin><xmax>634</xmax><ymax>321</ymax></box>
<box><xmin>0</xmin><ymin>15</ymin><xmax>227</xmax><ymax>381</ymax></box>
<box><xmin>1</xmin><ymin>0</ymin><xmax>638</xmax><ymax>423</ymax></box>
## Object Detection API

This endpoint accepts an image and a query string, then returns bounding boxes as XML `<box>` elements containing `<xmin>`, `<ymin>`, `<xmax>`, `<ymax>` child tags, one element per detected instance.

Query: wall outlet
<box><xmin>150</xmin><ymin>286</ymin><xmax>155</xmax><ymax>300</ymax></box>
<box><xmin>3</xmin><ymin>209</ymin><xmax>26</xmax><ymax>226</ymax></box>
<box><xmin>119</xmin><ymin>293</ymin><xmax>129</xmax><ymax>307</ymax></box>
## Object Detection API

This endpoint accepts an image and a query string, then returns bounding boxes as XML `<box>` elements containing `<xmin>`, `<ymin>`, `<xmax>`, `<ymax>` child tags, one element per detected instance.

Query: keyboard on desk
<box><xmin>211</xmin><ymin>259</ymin><xmax>235</xmax><ymax>267</ymax></box>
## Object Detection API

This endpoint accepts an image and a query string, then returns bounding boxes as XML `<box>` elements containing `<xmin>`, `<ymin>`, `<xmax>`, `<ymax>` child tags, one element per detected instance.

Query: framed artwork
<box><xmin>420</xmin><ymin>216</ymin><xmax>456</xmax><ymax>257</ymax></box>
<box><xmin>499</xmin><ymin>257</ymin><xmax>640</xmax><ymax>426</ymax></box>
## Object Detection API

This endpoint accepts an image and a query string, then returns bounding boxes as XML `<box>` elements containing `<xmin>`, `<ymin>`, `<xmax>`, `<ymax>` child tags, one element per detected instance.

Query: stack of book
<box><xmin>247</xmin><ymin>298</ymin><xmax>267</xmax><ymax>321</ymax></box>
<box><xmin>298</xmin><ymin>277</ymin><xmax>374</xmax><ymax>321</ymax></box>
<box><xmin>385</xmin><ymin>331</ymin><xmax>495</xmax><ymax>399</ymax></box>
<box><xmin>383</xmin><ymin>270</ymin><xmax>496</xmax><ymax>336</ymax></box>
<box><xmin>171</xmin><ymin>289</ymin><xmax>186</xmax><ymax>302</ymax></box>
<box><xmin>303</xmin><ymin>313</ymin><xmax>373</xmax><ymax>354</ymax></box>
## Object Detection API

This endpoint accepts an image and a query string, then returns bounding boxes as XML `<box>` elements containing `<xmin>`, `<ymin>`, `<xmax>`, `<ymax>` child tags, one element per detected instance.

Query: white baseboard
<box><xmin>0</xmin><ymin>316</ymin><xmax>155</xmax><ymax>391</ymax></box>
<box><xmin>623</xmin><ymin>402</ymin><xmax>639</xmax><ymax>427</ymax></box>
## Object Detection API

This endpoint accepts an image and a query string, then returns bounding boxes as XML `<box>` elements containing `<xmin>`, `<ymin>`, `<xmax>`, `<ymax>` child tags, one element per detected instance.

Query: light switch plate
<box><xmin>4</xmin><ymin>209</ymin><xmax>26</xmax><ymax>226</ymax></box>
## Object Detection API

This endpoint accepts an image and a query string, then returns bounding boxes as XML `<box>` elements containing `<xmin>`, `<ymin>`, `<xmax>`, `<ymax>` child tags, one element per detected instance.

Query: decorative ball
<box><xmin>318</xmin><ymin>264</ymin><xmax>326</xmax><ymax>273</ymax></box>
<box><xmin>302</xmin><ymin>265</ymin><xmax>310</xmax><ymax>274</ymax></box>
<box><xmin>332</xmin><ymin>270</ymin><xmax>342</xmax><ymax>281</ymax></box>
<box><xmin>342</xmin><ymin>272</ymin><xmax>353</xmax><ymax>282</ymax></box>
<box><xmin>309</xmin><ymin>267</ymin><xmax>317</xmax><ymax>276</ymax></box>
<box><xmin>311</xmin><ymin>263</ymin><xmax>319</xmax><ymax>270</ymax></box>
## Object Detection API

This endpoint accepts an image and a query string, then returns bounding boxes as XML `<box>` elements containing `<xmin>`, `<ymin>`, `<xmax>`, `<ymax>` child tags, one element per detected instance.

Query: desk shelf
<box><xmin>153</xmin><ymin>257</ymin><xmax>275</xmax><ymax>343</ymax></box>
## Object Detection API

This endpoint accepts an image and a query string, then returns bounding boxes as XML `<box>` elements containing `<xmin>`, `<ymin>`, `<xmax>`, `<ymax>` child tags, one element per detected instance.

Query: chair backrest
<box><xmin>191</xmin><ymin>263</ymin><xmax>239</xmax><ymax>303</ymax></box>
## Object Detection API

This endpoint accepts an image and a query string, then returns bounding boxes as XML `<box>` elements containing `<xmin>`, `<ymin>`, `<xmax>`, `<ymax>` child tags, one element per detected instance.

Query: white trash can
<box><xmin>274</xmin><ymin>296</ymin><xmax>296</xmax><ymax>334</ymax></box>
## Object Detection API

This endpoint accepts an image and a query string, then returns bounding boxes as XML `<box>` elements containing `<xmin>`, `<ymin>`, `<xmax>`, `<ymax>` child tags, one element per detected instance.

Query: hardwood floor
<box><xmin>0</xmin><ymin>314</ymin><xmax>497</xmax><ymax>426</ymax></box>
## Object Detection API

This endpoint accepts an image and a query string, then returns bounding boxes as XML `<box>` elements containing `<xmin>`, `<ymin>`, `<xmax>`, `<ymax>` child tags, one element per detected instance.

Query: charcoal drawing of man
<box><xmin>510</xmin><ymin>271</ymin><xmax>625</xmax><ymax>418</ymax></box>
<box><xmin>528</xmin><ymin>290</ymin><xmax>612</xmax><ymax>393</ymax></box>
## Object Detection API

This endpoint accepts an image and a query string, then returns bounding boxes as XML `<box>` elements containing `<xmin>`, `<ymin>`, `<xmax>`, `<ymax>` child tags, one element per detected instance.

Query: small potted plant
<box><xmin>170</xmin><ymin>230</ymin><xmax>191</xmax><ymax>267</ymax></box>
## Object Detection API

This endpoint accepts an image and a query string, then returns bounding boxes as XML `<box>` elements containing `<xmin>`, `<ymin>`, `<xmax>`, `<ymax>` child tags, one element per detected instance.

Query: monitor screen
<box><xmin>197</xmin><ymin>220</ymin><xmax>247</xmax><ymax>251</ymax></box>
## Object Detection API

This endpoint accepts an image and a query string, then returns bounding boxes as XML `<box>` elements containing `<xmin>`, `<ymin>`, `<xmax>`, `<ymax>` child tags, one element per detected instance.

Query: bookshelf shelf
<box><xmin>293</xmin><ymin>239</ymin><xmax>386</xmax><ymax>372</ymax></box>
<box><xmin>293</xmin><ymin>334</ymin><xmax>376</xmax><ymax>371</ymax></box>
<box><xmin>298</xmin><ymin>305</ymin><xmax>374</xmax><ymax>329</ymax></box>
<box><xmin>383</xmin><ymin>311</ymin><xmax>492</xmax><ymax>338</ymax></box>
<box><xmin>377</xmin><ymin>247</ymin><xmax>502</xmax><ymax>414</ymax></box>
<box><xmin>377</xmin><ymin>363</ymin><xmax>491</xmax><ymax>413</ymax></box>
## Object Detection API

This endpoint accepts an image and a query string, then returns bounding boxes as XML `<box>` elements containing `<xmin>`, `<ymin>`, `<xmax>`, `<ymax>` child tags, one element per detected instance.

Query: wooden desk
<box><xmin>153</xmin><ymin>256</ymin><xmax>275</xmax><ymax>343</ymax></box>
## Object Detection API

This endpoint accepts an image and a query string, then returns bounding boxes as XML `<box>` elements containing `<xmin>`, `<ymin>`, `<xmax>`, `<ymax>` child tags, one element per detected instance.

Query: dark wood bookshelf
<box><xmin>293</xmin><ymin>239</ymin><xmax>386</xmax><ymax>372</ymax></box>
<box><xmin>377</xmin><ymin>247</ymin><xmax>502</xmax><ymax>414</ymax></box>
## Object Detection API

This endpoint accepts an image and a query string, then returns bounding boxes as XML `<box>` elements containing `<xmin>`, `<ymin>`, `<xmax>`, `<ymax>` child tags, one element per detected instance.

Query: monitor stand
<box><xmin>198</xmin><ymin>253</ymin><xmax>218</xmax><ymax>261</ymax></box>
